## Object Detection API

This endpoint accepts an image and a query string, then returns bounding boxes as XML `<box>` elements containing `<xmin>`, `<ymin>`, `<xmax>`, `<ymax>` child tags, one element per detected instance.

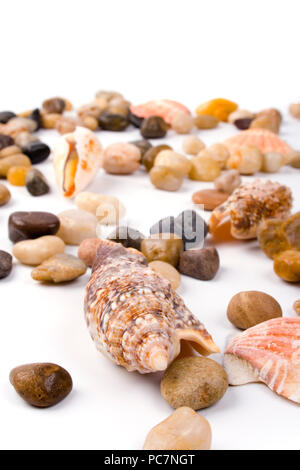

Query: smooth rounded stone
<box><xmin>228</xmin><ymin>109</ymin><xmax>254</xmax><ymax>124</ymax></box>
<box><xmin>274</xmin><ymin>250</ymin><xmax>300</xmax><ymax>282</ymax></box>
<box><xmin>22</xmin><ymin>141</ymin><xmax>50</xmax><ymax>164</ymax></box>
<box><xmin>179</xmin><ymin>247</ymin><xmax>219</xmax><ymax>280</ymax></box>
<box><xmin>0</xmin><ymin>183</ymin><xmax>11</xmax><ymax>206</ymax></box>
<box><xmin>234</xmin><ymin>117</ymin><xmax>253</xmax><ymax>130</ymax></box>
<box><xmin>13</xmin><ymin>236</ymin><xmax>65</xmax><ymax>266</ymax></box>
<box><xmin>174</xmin><ymin>210</ymin><xmax>208</xmax><ymax>249</ymax></box>
<box><xmin>75</xmin><ymin>192</ymin><xmax>120</xmax><ymax>215</ymax></box>
<box><xmin>199</xmin><ymin>144</ymin><xmax>229</xmax><ymax>169</ymax></box>
<box><xmin>182</xmin><ymin>136</ymin><xmax>205</xmax><ymax>155</ymax></box>
<box><xmin>10</xmin><ymin>363</ymin><xmax>72</xmax><ymax>408</ymax></box>
<box><xmin>130</xmin><ymin>139</ymin><xmax>152</xmax><ymax>158</ymax></box>
<box><xmin>28</xmin><ymin>109</ymin><xmax>42</xmax><ymax>130</ymax></box>
<box><xmin>0</xmin><ymin>154</ymin><xmax>31</xmax><ymax>177</ymax></box>
<box><xmin>192</xmin><ymin>189</ymin><xmax>228</xmax><ymax>211</ymax></box>
<box><xmin>143</xmin><ymin>406</ymin><xmax>212</xmax><ymax>450</ymax></box>
<box><xmin>282</xmin><ymin>212</ymin><xmax>300</xmax><ymax>249</ymax></box>
<box><xmin>7</xmin><ymin>166</ymin><xmax>29</xmax><ymax>186</ymax></box>
<box><xmin>150</xmin><ymin>166</ymin><xmax>184</xmax><ymax>191</ymax></box>
<box><xmin>226</xmin><ymin>145</ymin><xmax>263</xmax><ymax>175</ymax></box>
<box><xmin>0</xmin><ymin>111</ymin><xmax>16</xmax><ymax>124</ymax></box>
<box><xmin>140</xmin><ymin>116</ymin><xmax>168</xmax><ymax>139</ymax></box>
<box><xmin>189</xmin><ymin>155</ymin><xmax>221</xmax><ymax>181</ymax></box>
<box><xmin>289</xmin><ymin>151</ymin><xmax>300</xmax><ymax>168</ymax></box>
<box><xmin>227</xmin><ymin>291</ymin><xmax>282</xmax><ymax>330</ymax></box>
<box><xmin>128</xmin><ymin>111</ymin><xmax>144</xmax><ymax>128</ymax></box>
<box><xmin>81</xmin><ymin>115</ymin><xmax>99</xmax><ymax>131</ymax></box>
<box><xmin>194</xmin><ymin>114</ymin><xmax>219</xmax><ymax>129</ymax></box>
<box><xmin>43</xmin><ymin>97</ymin><xmax>66</xmax><ymax>114</ymax></box>
<box><xmin>96</xmin><ymin>200</ymin><xmax>126</xmax><ymax>225</ymax></box>
<box><xmin>0</xmin><ymin>145</ymin><xmax>20</xmax><ymax>158</ymax></box>
<box><xmin>6</xmin><ymin>116</ymin><xmax>37</xmax><ymax>134</ymax></box>
<box><xmin>141</xmin><ymin>234</ymin><xmax>183</xmax><ymax>267</ymax></box>
<box><xmin>25</xmin><ymin>168</ymin><xmax>50</xmax><ymax>196</ymax></box>
<box><xmin>102</xmin><ymin>143</ymin><xmax>140</xmax><ymax>174</ymax></box>
<box><xmin>154</xmin><ymin>150</ymin><xmax>191</xmax><ymax>176</ymax></box>
<box><xmin>293</xmin><ymin>300</ymin><xmax>300</xmax><ymax>315</ymax></box>
<box><xmin>0</xmin><ymin>134</ymin><xmax>14</xmax><ymax>151</ymax></box>
<box><xmin>9</xmin><ymin>212</ymin><xmax>60</xmax><ymax>243</ymax></box>
<box><xmin>78</xmin><ymin>238</ymin><xmax>102</xmax><ymax>267</ymax></box>
<box><xmin>57</xmin><ymin>210</ymin><xmax>97</xmax><ymax>245</ymax></box>
<box><xmin>161</xmin><ymin>357</ymin><xmax>228</xmax><ymax>410</ymax></box>
<box><xmin>171</xmin><ymin>112</ymin><xmax>194</xmax><ymax>134</ymax></box>
<box><xmin>14</xmin><ymin>131</ymin><xmax>39</xmax><ymax>148</ymax></box>
<box><xmin>214</xmin><ymin>169</ymin><xmax>241</xmax><ymax>194</ymax></box>
<box><xmin>0</xmin><ymin>250</ymin><xmax>12</xmax><ymax>279</ymax></box>
<box><xmin>142</xmin><ymin>144</ymin><xmax>171</xmax><ymax>172</ymax></box>
<box><xmin>257</xmin><ymin>219</ymin><xmax>289</xmax><ymax>259</ymax></box>
<box><xmin>149</xmin><ymin>261</ymin><xmax>181</xmax><ymax>290</ymax></box>
<box><xmin>262</xmin><ymin>152</ymin><xmax>283</xmax><ymax>173</ymax></box>
<box><xmin>31</xmin><ymin>253</ymin><xmax>87</xmax><ymax>283</ymax></box>
<box><xmin>107</xmin><ymin>226</ymin><xmax>145</xmax><ymax>250</ymax></box>
<box><xmin>98</xmin><ymin>111</ymin><xmax>129</xmax><ymax>131</ymax></box>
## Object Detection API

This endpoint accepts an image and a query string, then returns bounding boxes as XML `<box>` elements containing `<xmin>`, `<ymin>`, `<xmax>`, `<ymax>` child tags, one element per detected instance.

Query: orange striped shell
<box><xmin>224</xmin><ymin>129</ymin><xmax>292</xmax><ymax>156</ymax></box>
<box><xmin>130</xmin><ymin>100</ymin><xmax>191</xmax><ymax>124</ymax></box>
<box><xmin>224</xmin><ymin>317</ymin><xmax>300</xmax><ymax>404</ymax></box>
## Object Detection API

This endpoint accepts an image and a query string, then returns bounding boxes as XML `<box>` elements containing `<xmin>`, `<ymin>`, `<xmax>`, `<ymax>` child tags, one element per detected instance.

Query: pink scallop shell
<box><xmin>224</xmin><ymin>129</ymin><xmax>292</xmax><ymax>156</ymax></box>
<box><xmin>130</xmin><ymin>99</ymin><xmax>191</xmax><ymax>124</ymax></box>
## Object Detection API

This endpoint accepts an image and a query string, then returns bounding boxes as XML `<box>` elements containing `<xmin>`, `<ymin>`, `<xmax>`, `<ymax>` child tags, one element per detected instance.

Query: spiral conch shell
<box><xmin>84</xmin><ymin>240</ymin><xmax>219</xmax><ymax>374</ymax></box>
<box><xmin>209</xmin><ymin>179</ymin><xmax>292</xmax><ymax>239</ymax></box>
<box><xmin>53</xmin><ymin>126</ymin><xmax>102</xmax><ymax>198</ymax></box>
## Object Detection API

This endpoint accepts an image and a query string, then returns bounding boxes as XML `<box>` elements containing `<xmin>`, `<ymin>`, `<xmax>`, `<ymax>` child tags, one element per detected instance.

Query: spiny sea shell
<box><xmin>209</xmin><ymin>179</ymin><xmax>292</xmax><ymax>239</ymax></box>
<box><xmin>84</xmin><ymin>240</ymin><xmax>219</xmax><ymax>374</ymax></box>
<box><xmin>130</xmin><ymin>100</ymin><xmax>191</xmax><ymax>124</ymax></box>
<box><xmin>53</xmin><ymin>126</ymin><xmax>102</xmax><ymax>198</ymax></box>
<box><xmin>224</xmin><ymin>129</ymin><xmax>292</xmax><ymax>156</ymax></box>
<box><xmin>224</xmin><ymin>317</ymin><xmax>300</xmax><ymax>404</ymax></box>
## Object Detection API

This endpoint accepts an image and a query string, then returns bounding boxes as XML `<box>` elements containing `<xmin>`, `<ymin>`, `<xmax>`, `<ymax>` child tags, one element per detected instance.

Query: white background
<box><xmin>1</xmin><ymin>0</ymin><xmax>300</xmax><ymax>450</ymax></box>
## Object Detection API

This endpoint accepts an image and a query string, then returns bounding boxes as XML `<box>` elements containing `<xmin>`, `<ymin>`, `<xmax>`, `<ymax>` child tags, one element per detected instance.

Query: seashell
<box><xmin>224</xmin><ymin>129</ymin><xmax>292</xmax><ymax>156</ymax></box>
<box><xmin>130</xmin><ymin>100</ymin><xmax>191</xmax><ymax>125</ymax></box>
<box><xmin>53</xmin><ymin>126</ymin><xmax>102</xmax><ymax>198</ymax></box>
<box><xmin>224</xmin><ymin>317</ymin><xmax>300</xmax><ymax>404</ymax></box>
<box><xmin>209</xmin><ymin>179</ymin><xmax>292</xmax><ymax>239</ymax></box>
<box><xmin>84</xmin><ymin>240</ymin><xmax>219</xmax><ymax>374</ymax></box>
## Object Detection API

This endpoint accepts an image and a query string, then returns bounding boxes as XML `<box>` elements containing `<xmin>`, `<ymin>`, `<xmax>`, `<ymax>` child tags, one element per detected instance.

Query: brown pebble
<box><xmin>142</xmin><ymin>144</ymin><xmax>171</xmax><ymax>172</ymax></box>
<box><xmin>78</xmin><ymin>238</ymin><xmax>102</xmax><ymax>267</ymax></box>
<box><xmin>0</xmin><ymin>183</ymin><xmax>11</xmax><ymax>206</ymax></box>
<box><xmin>31</xmin><ymin>253</ymin><xmax>87</xmax><ymax>283</ymax></box>
<box><xmin>192</xmin><ymin>189</ymin><xmax>228</xmax><ymax>211</ymax></box>
<box><xmin>179</xmin><ymin>247</ymin><xmax>219</xmax><ymax>280</ymax></box>
<box><xmin>293</xmin><ymin>300</ymin><xmax>300</xmax><ymax>315</ymax></box>
<box><xmin>141</xmin><ymin>234</ymin><xmax>183</xmax><ymax>267</ymax></box>
<box><xmin>10</xmin><ymin>363</ymin><xmax>72</xmax><ymax>408</ymax></box>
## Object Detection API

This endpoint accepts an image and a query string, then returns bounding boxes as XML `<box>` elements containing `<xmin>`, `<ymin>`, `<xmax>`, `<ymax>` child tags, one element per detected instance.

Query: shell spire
<box><xmin>84</xmin><ymin>240</ymin><xmax>219</xmax><ymax>374</ymax></box>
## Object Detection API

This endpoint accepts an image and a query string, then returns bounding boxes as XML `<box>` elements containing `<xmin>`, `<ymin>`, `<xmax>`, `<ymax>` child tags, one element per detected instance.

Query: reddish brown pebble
<box><xmin>78</xmin><ymin>238</ymin><xmax>102</xmax><ymax>267</ymax></box>
<box><xmin>179</xmin><ymin>247</ymin><xmax>220</xmax><ymax>280</ymax></box>
<box><xmin>192</xmin><ymin>189</ymin><xmax>228</xmax><ymax>211</ymax></box>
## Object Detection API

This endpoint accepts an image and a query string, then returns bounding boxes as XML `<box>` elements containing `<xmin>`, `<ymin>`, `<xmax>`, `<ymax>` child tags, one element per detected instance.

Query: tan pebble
<box><xmin>55</xmin><ymin>116</ymin><xmax>81</xmax><ymax>134</ymax></box>
<box><xmin>78</xmin><ymin>238</ymin><xmax>102</xmax><ymax>267</ymax></box>
<box><xmin>192</xmin><ymin>189</ymin><xmax>228</xmax><ymax>211</ymax></box>
<box><xmin>171</xmin><ymin>112</ymin><xmax>194</xmax><ymax>134</ymax></box>
<box><xmin>161</xmin><ymin>357</ymin><xmax>228</xmax><ymax>410</ymax></box>
<box><xmin>0</xmin><ymin>154</ymin><xmax>31</xmax><ymax>177</ymax></box>
<box><xmin>13</xmin><ymin>236</ymin><xmax>65</xmax><ymax>266</ymax></box>
<box><xmin>149</xmin><ymin>261</ymin><xmax>181</xmax><ymax>289</ymax></box>
<box><xmin>0</xmin><ymin>145</ymin><xmax>21</xmax><ymax>159</ymax></box>
<box><xmin>289</xmin><ymin>103</ymin><xmax>300</xmax><ymax>119</ymax></box>
<box><xmin>41</xmin><ymin>112</ymin><xmax>62</xmax><ymax>129</ymax></box>
<box><xmin>7</xmin><ymin>166</ymin><xmax>29</xmax><ymax>186</ymax></box>
<box><xmin>103</xmin><ymin>143</ymin><xmax>140</xmax><ymax>174</ymax></box>
<box><xmin>227</xmin><ymin>291</ymin><xmax>282</xmax><ymax>330</ymax></box>
<box><xmin>77</xmin><ymin>103</ymin><xmax>103</xmax><ymax>119</ymax></box>
<box><xmin>293</xmin><ymin>300</ymin><xmax>300</xmax><ymax>315</ymax></box>
<box><xmin>154</xmin><ymin>150</ymin><xmax>191</xmax><ymax>176</ymax></box>
<box><xmin>31</xmin><ymin>253</ymin><xmax>87</xmax><ymax>283</ymax></box>
<box><xmin>74</xmin><ymin>192</ymin><xmax>120</xmax><ymax>215</ymax></box>
<box><xmin>282</xmin><ymin>212</ymin><xmax>300</xmax><ymax>250</ymax></box>
<box><xmin>189</xmin><ymin>155</ymin><xmax>221</xmax><ymax>181</ymax></box>
<box><xmin>228</xmin><ymin>109</ymin><xmax>255</xmax><ymax>124</ymax></box>
<box><xmin>214</xmin><ymin>169</ymin><xmax>241</xmax><ymax>194</ymax></box>
<box><xmin>257</xmin><ymin>218</ymin><xmax>289</xmax><ymax>259</ymax></box>
<box><xmin>14</xmin><ymin>132</ymin><xmax>39</xmax><ymax>148</ymax></box>
<box><xmin>262</xmin><ymin>152</ymin><xmax>283</xmax><ymax>173</ymax></box>
<box><xmin>81</xmin><ymin>115</ymin><xmax>99</xmax><ymax>131</ymax></box>
<box><xmin>150</xmin><ymin>166</ymin><xmax>184</xmax><ymax>191</ymax></box>
<box><xmin>226</xmin><ymin>145</ymin><xmax>263</xmax><ymax>174</ymax></box>
<box><xmin>182</xmin><ymin>136</ymin><xmax>205</xmax><ymax>155</ymax></box>
<box><xmin>142</xmin><ymin>234</ymin><xmax>183</xmax><ymax>266</ymax></box>
<box><xmin>142</xmin><ymin>145</ymin><xmax>172</xmax><ymax>172</ymax></box>
<box><xmin>57</xmin><ymin>209</ymin><xmax>98</xmax><ymax>245</ymax></box>
<box><xmin>96</xmin><ymin>200</ymin><xmax>126</xmax><ymax>225</ymax></box>
<box><xmin>194</xmin><ymin>114</ymin><xmax>219</xmax><ymax>129</ymax></box>
<box><xmin>288</xmin><ymin>150</ymin><xmax>300</xmax><ymax>168</ymax></box>
<box><xmin>5</xmin><ymin>117</ymin><xmax>37</xmax><ymax>136</ymax></box>
<box><xmin>42</xmin><ymin>97</ymin><xmax>66</xmax><ymax>114</ymax></box>
<box><xmin>250</xmin><ymin>115</ymin><xmax>279</xmax><ymax>134</ymax></box>
<box><xmin>274</xmin><ymin>250</ymin><xmax>300</xmax><ymax>282</ymax></box>
<box><xmin>143</xmin><ymin>406</ymin><xmax>212</xmax><ymax>450</ymax></box>
<box><xmin>201</xmin><ymin>144</ymin><xmax>230</xmax><ymax>169</ymax></box>
<box><xmin>0</xmin><ymin>183</ymin><xmax>11</xmax><ymax>206</ymax></box>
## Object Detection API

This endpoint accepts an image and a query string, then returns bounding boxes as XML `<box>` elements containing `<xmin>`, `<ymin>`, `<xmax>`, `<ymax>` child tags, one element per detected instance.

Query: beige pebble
<box><xmin>194</xmin><ymin>114</ymin><xmax>219</xmax><ymax>129</ymax></box>
<box><xmin>13</xmin><ymin>236</ymin><xmax>65</xmax><ymax>266</ymax></box>
<box><xmin>14</xmin><ymin>132</ymin><xmax>39</xmax><ymax>148</ymax></box>
<box><xmin>81</xmin><ymin>115</ymin><xmax>99</xmax><ymax>131</ymax></box>
<box><xmin>78</xmin><ymin>238</ymin><xmax>102</xmax><ymax>267</ymax></box>
<box><xmin>182</xmin><ymin>136</ymin><xmax>205</xmax><ymax>155</ymax></box>
<box><xmin>154</xmin><ymin>150</ymin><xmax>191</xmax><ymax>176</ymax></box>
<box><xmin>214</xmin><ymin>169</ymin><xmax>241</xmax><ymax>194</ymax></box>
<box><xmin>289</xmin><ymin>103</ymin><xmax>300</xmax><ymax>119</ymax></box>
<box><xmin>228</xmin><ymin>109</ymin><xmax>255</xmax><ymax>124</ymax></box>
<box><xmin>0</xmin><ymin>183</ymin><xmax>11</xmax><ymax>206</ymax></box>
<box><xmin>0</xmin><ymin>145</ymin><xmax>21</xmax><ymax>159</ymax></box>
<box><xmin>171</xmin><ymin>112</ymin><xmax>194</xmax><ymax>134</ymax></box>
<box><xmin>31</xmin><ymin>253</ymin><xmax>86</xmax><ymax>283</ymax></box>
<box><xmin>262</xmin><ymin>152</ymin><xmax>283</xmax><ymax>173</ymax></box>
<box><xmin>143</xmin><ymin>407</ymin><xmax>212</xmax><ymax>450</ymax></box>
<box><xmin>226</xmin><ymin>145</ymin><xmax>263</xmax><ymax>174</ymax></box>
<box><xmin>77</xmin><ymin>102</ymin><xmax>103</xmax><ymax>119</ymax></box>
<box><xmin>96</xmin><ymin>200</ymin><xmax>126</xmax><ymax>225</ymax></box>
<box><xmin>41</xmin><ymin>113</ymin><xmax>62</xmax><ymax>129</ymax></box>
<box><xmin>189</xmin><ymin>155</ymin><xmax>221</xmax><ymax>181</ymax></box>
<box><xmin>289</xmin><ymin>151</ymin><xmax>300</xmax><ymax>168</ymax></box>
<box><xmin>150</xmin><ymin>166</ymin><xmax>184</xmax><ymax>191</ymax></box>
<box><xmin>200</xmin><ymin>144</ymin><xmax>230</xmax><ymax>169</ymax></box>
<box><xmin>55</xmin><ymin>116</ymin><xmax>81</xmax><ymax>134</ymax></box>
<box><xmin>75</xmin><ymin>192</ymin><xmax>120</xmax><ymax>215</ymax></box>
<box><xmin>0</xmin><ymin>154</ymin><xmax>31</xmax><ymax>177</ymax></box>
<box><xmin>57</xmin><ymin>209</ymin><xmax>98</xmax><ymax>245</ymax></box>
<box><xmin>103</xmin><ymin>143</ymin><xmax>140</xmax><ymax>174</ymax></box>
<box><xmin>149</xmin><ymin>261</ymin><xmax>181</xmax><ymax>289</ymax></box>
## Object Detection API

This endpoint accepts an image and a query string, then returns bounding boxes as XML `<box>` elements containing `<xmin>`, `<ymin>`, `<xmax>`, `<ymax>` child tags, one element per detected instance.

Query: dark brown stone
<box><xmin>8</xmin><ymin>211</ymin><xmax>60</xmax><ymax>243</ymax></box>
<box><xmin>179</xmin><ymin>247</ymin><xmax>220</xmax><ymax>280</ymax></box>
<box><xmin>0</xmin><ymin>250</ymin><xmax>12</xmax><ymax>279</ymax></box>
<box><xmin>140</xmin><ymin>116</ymin><xmax>168</xmax><ymax>139</ymax></box>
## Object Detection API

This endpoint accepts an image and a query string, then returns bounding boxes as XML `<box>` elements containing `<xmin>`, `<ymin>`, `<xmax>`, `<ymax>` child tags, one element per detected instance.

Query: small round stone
<box><xmin>192</xmin><ymin>189</ymin><xmax>228</xmax><ymax>211</ymax></box>
<box><xmin>289</xmin><ymin>103</ymin><xmax>300</xmax><ymax>119</ymax></box>
<box><xmin>25</xmin><ymin>168</ymin><xmax>50</xmax><ymax>196</ymax></box>
<box><xmin>150</xmin><ymin>166</ymin><xmax>184</xmax><ymax>191</ymax></box>
<box><xmin>107</xmin><ymin>226</ymin><xmax>145</xmax><ymax>251</ymax></box>
<box><xmin>179</xmin><ymin>247</ymin><xmax>219</xmax><ymax>280</ymax></box>
<box><xmin>282</xmin><ymin>212</ymin><xmax>300</xmax><ymax>249</ymax></box>
<box><xmin>149</xmin><ymin>261</ymin><xmax>181</xmax><ymax>289</ymax></box>
<box><xmin>214</xmin><ymin>169</ymin><xmax>241</xmax><ymax>194</ymax></box>
<box><xmin>9</xmin><ymin>212</ymin><xmax>60</xmax><ymax>243</ymax></box>
<box><xmin>182</xmin><ymin>136</ymin><xmax>205</xmax><ymax>155</ymax></box>
<box><xmin>130</xmin><ymin>139</ymin><xmax>152</xmax><ymax>158</ymax></box>
<box><xmin>0</xmin><ymin>250</ymin><xmax>12</xmax><ymax>279</ymax></box>
<box><xmin>42</xmin><ymin>97</ymin><xmax>66</xmax><ymax>114</ymax></box>
<box><xmin>200</xmin><ymin>144</ymin><xmax>230</xmax><ymax>169</ymax></box>
<box><xmin>10</xmin><ymin>363</ymin><xmax>72</xmax><ymax>407</ymax></box>
<box><xmin>194</xmin><ymin>114</ymin><xmax>219</xmax><ymax>129</ymax></box>
<box><xmin>0</xmin><ymin>154</ymin><xmax>31</xmax><ymax>177</ymax></box>
<box><xmin>31</xmin><ymin>253</ymin><xmax>87</xmax><ymax>283</ymax></box>
<box><xmin>140</xmin><ymin>116</ymin><xmax>168</xmax><ymax>139</ymax></box>
<box><xmin>55</xmin><ymin>116</ymin><xmax>80</xmax><ymax>134</ymax></box>
<box><xmin>141</xmin><ymin>234</ymin><xmax>183</xmax><ymax>267</ymax></box>
<box><xmin>161</xmin><ymin>357</ymin><xmax>228</xmax><ymax>410</ymax></box>
<box><xmin>0</xmin><ymin>183</ymin><xmax>11</xmax><ymax>206</ymax></box>
<box><xmin>154</xmin><ymin>150</ymin><xmax>191</xmax><ymax>176</ymax></box>
<box><xmin>22</xmin><ymin>141</ymin><xmax>50</xmax><ymax>164</ymax></box>
<box><xmin>250</xmin><ymin>115</ymin><xmax>279</xmax><ymax>134</ymax></box>
<box><xmin>82</xmin><ymin>116</ymin><xmax>99</xmax><ymax>131</ymax></box>
<box><xmin>189</xmin><ymin>156</ymin><xmax>221</xmax><ymax>181</ymax></box>
<box><xmin>293</xmin><ymin>300</ymin><xmax>300</xmax><ymax>315</ymax></box>
<box><xmin>0</xmin><ymin>134</ymin><xmax>14</xmax><ymax>151</ymax></box>
<box><xmin>0</xmin><ymin>145</ymin><xmax>21</xmax><ymax>158</ymax></box>
<box><xmin>0</xmin><ymin>111</ymin><xmax>16</xmax><ymax>124</ymax></box>
<box><xmin>262</xmin><ymin>152</ymin><xmax>283</xmax><ymax>173</ymax></box>
<box><xmin>228</xmin><ymin>109</ymin><xmax>254</xmax><ymax>124</ymax></box>
<box><xmin>234</xmin><ymin>117</ymin><xmax>253</xmax><ymax>130</ymax></box>
<box><xmin>75</xmin><ymin>192</ymin><xmax>120</xmax><ymax>215</ymax></box>
<box><xmin>226</xmin><ymin>145</ymin><xmax>263</xmax><ymax>175</ymax></box>
<box><xmin>171</xmin><ymin>112</ymin><xmax>194</xmax><ymax>134</ymax></box>
<box><xmin>78</xmin><ymin>238</ymin><xmax>102</xmax><ymax>267</ymax></box>
<box><xmin>41</xmin><ymin>112</ymin><xmax>62</xmax><ymax>129</ymax></box>
<box><xmin>13</xmin><ymin>236</ymin><xmax>65</xmax><ymax>266</ymax></box>
<box><xmin>274</xmin><ymin>250</ymin><xmax>300</xmax><ymax>282</ymax></box>
<box><xmin>14</xmin><ymin>132</ymin><xmax>39</xmax><ymax>148</ymax></box>
<box><xmin>102</xmin><ymin>143</ymin><xmax>140</xmax><ymax>174</ymax></box>
<box><xmin>7</xmin><ymin>166</ymin><xmax>29</xmax><ymax>186</ymax></box>
<box><xmin>57</xmin><ymin>209</ymin><xmax>98</xmax><ymax>245</ymax></box>
<box><xmin>142</xmin><ymin>144</ymin><xmax>171</xmax><ymax>172</ymax></box>
<box><xmin>257</xmin><ymin>219</ymin><xmax>289</xmax><ymax>259</ymax></box>
<box><xmin>98</xmin><ymin>111</ymin><xmax>129</xmax><ymax>131</ymax></box>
